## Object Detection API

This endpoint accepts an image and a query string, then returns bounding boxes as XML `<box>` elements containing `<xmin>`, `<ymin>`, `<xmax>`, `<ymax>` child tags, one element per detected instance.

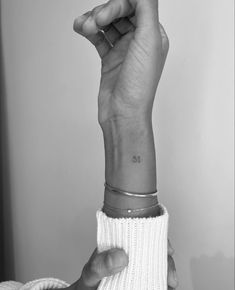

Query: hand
<box><xmin>73</xmin><ymin>0</ymin><xmax>169</xmax><ymax>127</ymax></box>
<box><xmin>65</xmin><ymin>241</ymin><xmax>178</xmax><ymax>290</ymax></box>
<box><xmin>72</xmin><ymin>248</ymin><xmax>128</xmax><ymax>289</ymax></box>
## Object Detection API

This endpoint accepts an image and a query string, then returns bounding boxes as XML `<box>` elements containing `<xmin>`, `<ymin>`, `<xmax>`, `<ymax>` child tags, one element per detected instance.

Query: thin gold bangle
<box><xmin>104</xmin><ymin>182</ymin><xmax>158</xmax><ymax>198</ymax></box>
<box><xmin>103</xmin><ymin>201</ymin><xmax>160</xmax><ymax>214</ymax></box>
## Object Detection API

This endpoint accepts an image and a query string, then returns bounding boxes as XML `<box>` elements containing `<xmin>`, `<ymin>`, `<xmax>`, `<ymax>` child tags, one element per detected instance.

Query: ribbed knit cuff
<box><xmin>96</xmin><ymin>204</ymin><xmax>169</xmax><ymax>290</ymax></box>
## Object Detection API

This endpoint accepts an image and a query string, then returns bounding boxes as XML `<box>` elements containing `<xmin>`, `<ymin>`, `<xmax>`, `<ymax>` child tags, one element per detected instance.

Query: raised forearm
<box><xmin>101</xmin><ymin>115</ymin><xmax>162</xmax><ymax>218</ymax></box>
<box><xmin>101</xmin><ymin>116</ymin><xmax>156</xmax><ymax>193</ymax></box>
<box><xmin>73</xmin><ymin>0</ymin><xmax>169</xmax><ymax>219</ymax></box>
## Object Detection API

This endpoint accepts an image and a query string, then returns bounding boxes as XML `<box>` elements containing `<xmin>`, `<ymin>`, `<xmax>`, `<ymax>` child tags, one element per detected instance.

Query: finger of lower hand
<box><xmin>168</xmin><ymin>255</ymin><xmax>179</xmax><ymax>288</ymax></box>
<box><xmin>167</xmin><ymin>239</ymin><xmax>175</xmax><ymax>256</ymax></box>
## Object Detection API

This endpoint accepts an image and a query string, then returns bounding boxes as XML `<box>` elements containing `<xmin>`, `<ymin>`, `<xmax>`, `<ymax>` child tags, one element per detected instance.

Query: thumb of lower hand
<box><xmin>82</xmin><ymin>248</ymin><xmax>128</xmax><ymax>288</ymax></box>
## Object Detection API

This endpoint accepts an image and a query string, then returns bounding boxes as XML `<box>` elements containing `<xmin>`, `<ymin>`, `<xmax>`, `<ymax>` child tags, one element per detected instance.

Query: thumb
<box><xmin>131</xmin><ymin>0</ymin><xmax>159</xmax><ymax>30</ymax></box>
<box><xmin>80</xmin><ymin>248</ymin><xmax>128</xmax><ymax>288</ymax></box>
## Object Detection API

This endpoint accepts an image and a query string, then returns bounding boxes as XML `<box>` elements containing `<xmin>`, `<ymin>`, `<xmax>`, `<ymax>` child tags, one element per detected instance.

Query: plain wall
<box><xmin>1</xmin><ymin>0</ymin><xmax>234</xmax><ymax>289</ymax></box>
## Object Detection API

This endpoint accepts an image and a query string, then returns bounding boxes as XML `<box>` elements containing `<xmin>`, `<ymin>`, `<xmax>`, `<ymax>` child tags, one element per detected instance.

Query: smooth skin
<box><xmin>72</xmin><ymin>0</ymin><xmax>178</xmax><ymax>289</ymax></box>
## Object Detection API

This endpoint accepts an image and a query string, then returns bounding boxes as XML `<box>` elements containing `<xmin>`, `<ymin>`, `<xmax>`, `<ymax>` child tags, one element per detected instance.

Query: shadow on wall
<box><xmin>190</xmin><ymin>251</ymin><xmax>234</xmax><ymax>290</ymax></box>
<box><xmin>0</xmin><ymin>1</ymin><xmax>15</xmax><ymax>281</ymax></box>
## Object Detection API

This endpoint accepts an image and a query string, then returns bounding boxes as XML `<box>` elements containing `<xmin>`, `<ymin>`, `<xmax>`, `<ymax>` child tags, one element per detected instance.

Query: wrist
<box><xmin>100</xmin><ymin>114</ymin><xmax>152</xmax><ymax>136</ymax></box>
<box><xmin>103</xmin><ymin>183</ymin><xmax>162</xmax><ymax>218</ymax></box>
<box><xmin>100</xmin><ymin>116</ymin><xmax>153</xmax><ymax>153</ymax></box>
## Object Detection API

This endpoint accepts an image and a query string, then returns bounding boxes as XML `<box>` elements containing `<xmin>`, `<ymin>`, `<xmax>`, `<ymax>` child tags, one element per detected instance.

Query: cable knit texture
<box><xmin>0</xmin><ymin>279</ymin><xmax>69</xmax><ymax>290</ymax></box>
<box><xmin>0</xmin><ymin>281</ymin><xmax>23</xmax><ymax>290</ymax></box>
<box><xmin>97</xmin><ymin>204</ymin><xmax>169</xmax><ymax>290</ymax></box>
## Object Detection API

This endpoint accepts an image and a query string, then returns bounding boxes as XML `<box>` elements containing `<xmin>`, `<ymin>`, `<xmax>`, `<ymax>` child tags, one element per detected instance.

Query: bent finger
<box><xmin>95</xmin><ymin>0</ymin><xmax>133</xmax><ymax>28</ymax></box>
<box><xmin>73</xmin><ymin>14</ymin><xmax>111</xmax><ymax>58</ymax></box>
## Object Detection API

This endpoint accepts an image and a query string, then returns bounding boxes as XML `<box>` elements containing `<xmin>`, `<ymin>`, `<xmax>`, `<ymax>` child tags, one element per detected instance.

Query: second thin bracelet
<box><xmin>104</xmin><ymin>182</ymin><xmax>158</xmax><ymax>197</ymax></box>
<box><xmin>103</xmin><ymin>201</ymin><xmax>160</xmax><ymax>214</ymax></box>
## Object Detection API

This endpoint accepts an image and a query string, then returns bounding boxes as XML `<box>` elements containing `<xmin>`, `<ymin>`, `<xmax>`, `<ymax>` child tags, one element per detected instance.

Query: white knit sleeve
<box><xmin>0</xmin><ymin>279</ymin><xmax>69</xmax><ymax>290</ymax></box>
<box><xmin>96</xmin><ymin>204</ymin><xmax>169</xmax><ymax>290</ymax></box>
<box><xmin>0</xmin><ymin>281</ymin><xmax>23</xmax><ymax>290</ymax></box>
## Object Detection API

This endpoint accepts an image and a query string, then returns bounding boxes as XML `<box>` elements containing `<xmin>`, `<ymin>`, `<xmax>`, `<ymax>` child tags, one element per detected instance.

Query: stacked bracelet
<box><xmin>104</xmin><ymin>182</ymin><xmax>158</xmax><ymax>197</ymax></box>
<box><xmin>103</xmin><ymin>182</ymin><xmax>160</xmax><ymax>217</ymax></box>
<box><xmin>103</xmin><ymin>201</ymin><xmax>160</xmax><ymax>214</ymax></box>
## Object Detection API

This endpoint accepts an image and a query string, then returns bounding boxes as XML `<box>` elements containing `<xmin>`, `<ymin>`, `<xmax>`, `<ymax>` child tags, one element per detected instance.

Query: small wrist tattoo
<box><xmin>132</xmin><ymin>155</ymin><xmax>142</xmax><ymax>163</ymax></box>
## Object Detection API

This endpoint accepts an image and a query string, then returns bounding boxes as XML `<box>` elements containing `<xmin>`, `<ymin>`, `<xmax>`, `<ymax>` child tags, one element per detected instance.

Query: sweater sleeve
<box><xmin>0</xmin><ymin>204</ymin><xmax>168</xmax><ymax>290</ymax></box>
<box><xmin>0</xmin><ymin>279</ymin><xmax>69</xmax><ymax>290</ymax></box>
<box><xmin>96</xmin><ymin>203</ymin><xmax>169</xmax><ymax>290</ymax></box>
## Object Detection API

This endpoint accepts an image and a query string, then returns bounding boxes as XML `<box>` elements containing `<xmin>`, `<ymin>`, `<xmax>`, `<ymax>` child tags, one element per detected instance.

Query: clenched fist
<box><xmin>73</xmin><ymin>0</ymin><xmax>169</xmax><ymax>127</ymax></box>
